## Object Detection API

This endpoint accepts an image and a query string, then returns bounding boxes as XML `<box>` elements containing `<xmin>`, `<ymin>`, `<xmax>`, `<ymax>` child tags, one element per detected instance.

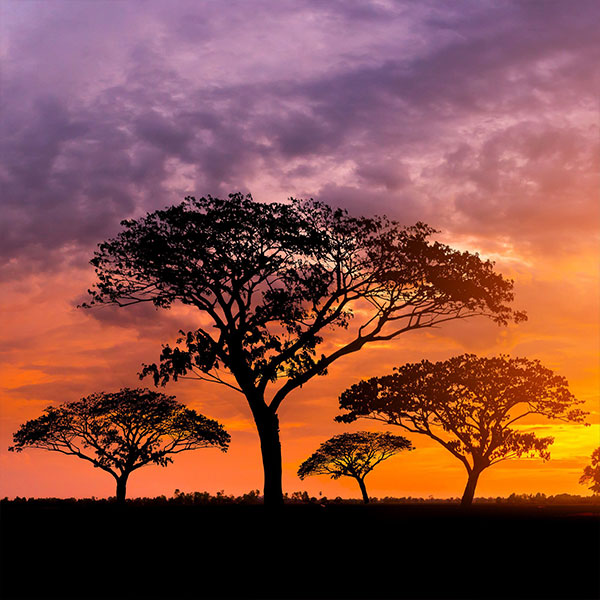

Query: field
<box><xmin>1</xmin><ymin>500</ymin><xmax>599</xmax><ymax>599</ymax></box>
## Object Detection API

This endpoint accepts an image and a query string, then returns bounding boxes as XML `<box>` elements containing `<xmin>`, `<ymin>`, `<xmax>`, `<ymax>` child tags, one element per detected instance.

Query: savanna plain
<box><xmin>1</xmin><ymin>496</ymin><xmax>599</xmax><ymax>600</ymax></box>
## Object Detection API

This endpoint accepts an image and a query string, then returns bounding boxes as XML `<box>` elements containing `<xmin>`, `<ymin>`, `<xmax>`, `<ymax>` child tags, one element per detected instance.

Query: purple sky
<box><xmin>1</xmin><ymin>0</ymin><xmax>598</xmax><ymax>280</ymax></box>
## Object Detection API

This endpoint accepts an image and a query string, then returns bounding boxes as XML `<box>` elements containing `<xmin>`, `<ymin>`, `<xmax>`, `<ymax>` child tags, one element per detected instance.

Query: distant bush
<box><xmin>499</xmin><ymin>492</ymin><xmax>600</xmax><ymax>505</ymax></box>
<box><xmin>2</xmin><ymin>490</ymin><xmax>599</xmax><ymax>507</ymax></box>
<box><xmin>170</xmin><ymin>488</ymin><xmax>264</xmax><ymax>505</ymax></box>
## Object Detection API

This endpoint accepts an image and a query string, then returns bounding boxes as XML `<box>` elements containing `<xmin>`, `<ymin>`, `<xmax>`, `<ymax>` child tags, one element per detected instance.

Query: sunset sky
<box><xmin>1</xmin><ymin>0</ymin><xmax>598</xmax><ymax>501</ymax></box>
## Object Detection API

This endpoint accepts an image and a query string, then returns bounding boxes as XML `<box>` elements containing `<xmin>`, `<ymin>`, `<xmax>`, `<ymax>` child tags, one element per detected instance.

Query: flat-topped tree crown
<box><xmin>83</xmin><ymin>193</ymin><xmax>525</xmax><ymax>505</ymax></box>
<box><xmin>9</xmin><ymin>388</ymin><xmax>230</xmax><ymax>501</ymax></box>
<box><xmin>86</xmin><ymin>194</ymin><xmax>525</xmax><ymax>393</ymax></box>
<box><xmin>298</xmin><ymin>431</ymin><xmax>413</xmax><ymax>503</ymax></box>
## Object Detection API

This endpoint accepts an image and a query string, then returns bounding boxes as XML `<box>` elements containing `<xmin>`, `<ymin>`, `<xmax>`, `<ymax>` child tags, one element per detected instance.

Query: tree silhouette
<box><xmin>337</xmin><ymin>354</ymin><xmax>587</xmax><ymax>506</ymax></box>
<box><xmin>298</xmin><ymin>431</ymin><xmax>413</xmax><ymax>503</ymax></box>
<box><xmin>9</xmin><ymin>388</ymin><xmax>230</xmax><ymax>502</ymax></box>
<box><xmin>83</xmin><ymin>193</ymin><xmax>525</xmax><ymax>506</ymax></box>
<box><xmin>579</xmin><ymin>447</ymin><xmax>600</xmax><ymax>494</ymax></box>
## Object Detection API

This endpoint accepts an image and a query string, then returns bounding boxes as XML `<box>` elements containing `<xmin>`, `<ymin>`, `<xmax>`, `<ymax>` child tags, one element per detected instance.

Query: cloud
<box><xmin>78</xmin><ymin>299</ymin><xmax>202</xmax><ymax>343</ymax></box>
<box><xmin>1</xmin><ymin>0</ymin><xmax>598</xmax><ymax>281</ymax></box>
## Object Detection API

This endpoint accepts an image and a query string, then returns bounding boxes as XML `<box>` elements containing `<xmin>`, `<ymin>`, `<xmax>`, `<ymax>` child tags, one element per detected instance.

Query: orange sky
<box><xmin>0</xmin><ymin>0</ymin><xmax>598</xmax><ymax>500</ymax></box>
<box><xmin>1</xmin><ymin>249</ymin><xmax>598</xmax><ymax>500</ymax></box>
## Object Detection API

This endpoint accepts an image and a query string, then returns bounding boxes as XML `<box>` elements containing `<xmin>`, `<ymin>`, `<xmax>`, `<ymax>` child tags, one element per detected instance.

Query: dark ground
<box><xmin>1</xmin><ymin>501</ymin><xmax>598</xmax><ymax>600</ymax></box>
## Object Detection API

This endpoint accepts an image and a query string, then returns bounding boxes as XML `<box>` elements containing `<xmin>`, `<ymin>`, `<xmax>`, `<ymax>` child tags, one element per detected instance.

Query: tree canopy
<box><xmin>298</xmin><ymin>431</ymin><xmax>413</xmax><ymax>503</ymax></box>
<box><xmin>337</xmin><ymin>354</ymin><xmax>587</xmax><ymax>506</ymax></box>
<box><xmin>83</xmin><ymin>193</ymin><xmax>526</xmax><ymax>505</ymax></box>
<box><xmin>579</xmin><ymin>447</ymin><xmax>600</xmax><ymax>494</ymax></box>
<box><xmin>9</xmin><ymin>388</ymin><xmax>230</xmax><ymax>501</ymax></box>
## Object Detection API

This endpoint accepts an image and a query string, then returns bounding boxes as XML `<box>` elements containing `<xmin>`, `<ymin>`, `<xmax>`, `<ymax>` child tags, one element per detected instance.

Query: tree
<box><xmin>83</xmin><ymin>193</ymin><xmax>525</xmax><ymax>506</ymax></box>
<box><xmin>579</xmin><ymin>448</ymin><xmax>600</xmax><ymax>494</ymax></box>
<box><xmin>9</xmin><ymin>388</ymin><xmax>230</xmax><ymax>502</ymax></box>
<box><xmin>297</xmin><ymin>431</ymin><xmax>413</xmax><ymax>503</ymax></box>
<box><xmin>336</xmin><ymin>354</ymin><xmax>587</xmax><ymax>507</ymax></box>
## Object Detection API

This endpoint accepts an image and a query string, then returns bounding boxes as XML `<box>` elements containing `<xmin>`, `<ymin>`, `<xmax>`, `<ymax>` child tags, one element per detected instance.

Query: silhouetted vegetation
<box><xmin>297</xmin><ymin>431</ymin><xmax>413</xmax><ymax>503</ymax></box>
<box><xmin>1</xmin><ymin>496</ymin><xmax>598</xmax><ymax>599</ymax></box>
<box><xmin>580</xmin><ymin>447</ymin><xmax>600</xmax><ymax>494</ymax></box>
<box><xmin>9</xmin><ymin>388</ymin><xmax>229</xmax><ymax>501</ymax></box>
<box><xmin>4</xmin><ymin>490</ymin><xmax>599</xmax><ymax>507</ymax></box>
<box><xmin>83</xmin><ymin>193</ymin><xmax>525</xmax><ymax>505</ymax></box>
<box><xmin>337</xmin><ymin>354</ymin><xmax>587</xmax><ymax>506</ymax></box>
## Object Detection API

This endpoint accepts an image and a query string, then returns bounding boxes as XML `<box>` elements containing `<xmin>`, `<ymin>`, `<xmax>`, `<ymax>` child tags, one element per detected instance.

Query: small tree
<box><xmin>297</xmin><ymin>432</ymin><xmax>413</xmax><ymax>503</ymax></box>
<box><xmin>579</xmin><ymin>447</ymin><xmax>600</xmax><ymax>494</ymax></box>
<box><xmin>9</xmin><ymin>388</ymin><xmax>230</xmax><ymax>502</ymax></box>
<box><xmin>337</xmin><ymin>355</ymin><xmax>587</xmax><ymax>507</ymax></box>
<box><xmin>83</xmin><ymin>193</ymin><xmax>525</xmax><ymax>506</ymax></box>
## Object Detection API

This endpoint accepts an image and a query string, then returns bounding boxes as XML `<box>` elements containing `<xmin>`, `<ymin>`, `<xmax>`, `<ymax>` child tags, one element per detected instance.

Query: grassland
<box><xmin>1</xmin><ymin>499</ymin><xmax>598</xmax><ymax>599</ymax></box>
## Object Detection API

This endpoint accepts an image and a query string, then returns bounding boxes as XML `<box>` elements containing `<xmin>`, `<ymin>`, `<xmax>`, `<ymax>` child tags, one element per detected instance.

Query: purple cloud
<box><xmin>1</xmin><ymin>0</ymin><xmax>598</xmax><ymax>281</ymax></box>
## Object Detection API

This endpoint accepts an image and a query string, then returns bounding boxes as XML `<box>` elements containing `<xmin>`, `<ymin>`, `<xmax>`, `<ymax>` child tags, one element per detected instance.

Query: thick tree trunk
<box><xmin>255</xmin><ymin>408</ymin><xmax>284</xmax><ymax>507</ymax></box>
<box><xmin>115</xmin><ymin>473</ymin><xmax>129</xmax><ymax>503</ymax></box>
<box><xmin>460</xmin><ymin>469</ymin><xmax>481</xmax><ymax>507</ymax></box>
<box><xmin>356</xmin><ymin>477</ymin><xmax>370</xmax><ymax>504</ymax></box>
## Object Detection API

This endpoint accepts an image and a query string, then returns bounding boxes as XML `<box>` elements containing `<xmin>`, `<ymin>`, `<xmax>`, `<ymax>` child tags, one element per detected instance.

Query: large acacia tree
<box><xmin>9</xmin><ymin>388</ymin><xmax>230</xmax><ymax>501</ymax></box>
<box><xmin>83</xmin><ymin>193</ymin><xmax>525</xmax><ymax>506</ymax></box>
<box><xmin>337</xmin><ymin>354</ymin><xmax>587</xmax><ymax>506</ymax></box>
<box><xmin>298</xmin><ymin>431</ymin><xmax>413</xmax><ymax>503</ymax></box>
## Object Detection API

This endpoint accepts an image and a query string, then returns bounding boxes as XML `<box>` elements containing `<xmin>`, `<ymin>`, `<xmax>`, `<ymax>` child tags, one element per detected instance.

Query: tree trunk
<box><xmin>255</xmin><ymin>408</ymin><xmax>284</xmax><ymax>507</ymax></box>
<box><xmin>460</xmin><ymin>469</ymin><xmax>481</xmax><ymax>507</ymax></box>
<box><xmin>115</xmin><ymin>473</ymin><xmax>129</xmax><ymax>503</ymax></box>
<box><xmin>356</xmin><ymin>477</ymin><xmax>370</xmax><ymax>504</ymax></box>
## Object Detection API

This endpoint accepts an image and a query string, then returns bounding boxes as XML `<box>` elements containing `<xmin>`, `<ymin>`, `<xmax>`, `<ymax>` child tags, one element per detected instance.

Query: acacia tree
<box><xmin>579</xmin><ymin>447</ymin><xmax>600</xmax><ymax>494</ymax></box>
<box><xmin>337</xmin><ymin>355</ymin><xmax>587</xmax><ymax>506</ymax></box>
<box><xmin>83</xmin><ymin>193</ymin><xmax>525</xmax><ymax>506</ymax></box>
<box><xmin>298</xmin><ymin>431</ymin><xmax>413</xmax><ymax>503</ymax></box>
<box><xmin>9</xmin><ymin>388</ymin><xmax>230</xmax><ymax>502</ymax></box>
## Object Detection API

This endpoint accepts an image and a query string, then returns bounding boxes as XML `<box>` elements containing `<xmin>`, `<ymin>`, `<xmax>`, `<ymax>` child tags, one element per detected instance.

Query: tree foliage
<box><xmin>85</xmin><ymin>194</ymin><xmax>525</xmax><ymax>396</ymax></box>
<box><xmin>579</xmin><ymin>447</ymin><xmax>600</xmax><ymax>494</ymax></box>
<box><xmin>298</xmin><ymin>431</ymin><xmax>412</xmax><ymax>503</ymax></box>
<box><xmin>337</xmin><ymin>354</ymin><xmax>587</xmax><ymax>505</ymax></box>
<box><xmin>82</xmin><ymin>193</ymin><xmax>526</xmax><ymax>504</ymax></box>
<box><xmin>9</xmin><ymin>388</ymin><xmax>230</xmax><ymax>500</ymax></box>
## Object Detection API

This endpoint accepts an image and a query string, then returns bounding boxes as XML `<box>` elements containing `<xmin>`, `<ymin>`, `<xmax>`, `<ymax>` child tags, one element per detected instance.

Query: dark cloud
<box><xmin>355</xmin><ymin>160</ymin><xmax>411</xmax><ymax>192</ymax></box>
<box><xmin>134</xmin><ymin>111</ymin><xmax>194</xmax><ymax>158</ymax></box>
<box><xmin>78</xmin><ymin>299</ymin><xmax>201</xmax><ymax>342</ymax></box>
<box><xmin>1</xmin><ymin>0</ymin><xmax>598</xmax><ymax>281</ymax></box>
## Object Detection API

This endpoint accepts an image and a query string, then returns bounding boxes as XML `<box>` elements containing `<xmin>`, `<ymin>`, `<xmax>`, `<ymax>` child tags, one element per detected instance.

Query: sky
<box><xmin>1</xmin><ymin>0</ymin><xmax>599</xmax><ymax>501</ymax></box>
